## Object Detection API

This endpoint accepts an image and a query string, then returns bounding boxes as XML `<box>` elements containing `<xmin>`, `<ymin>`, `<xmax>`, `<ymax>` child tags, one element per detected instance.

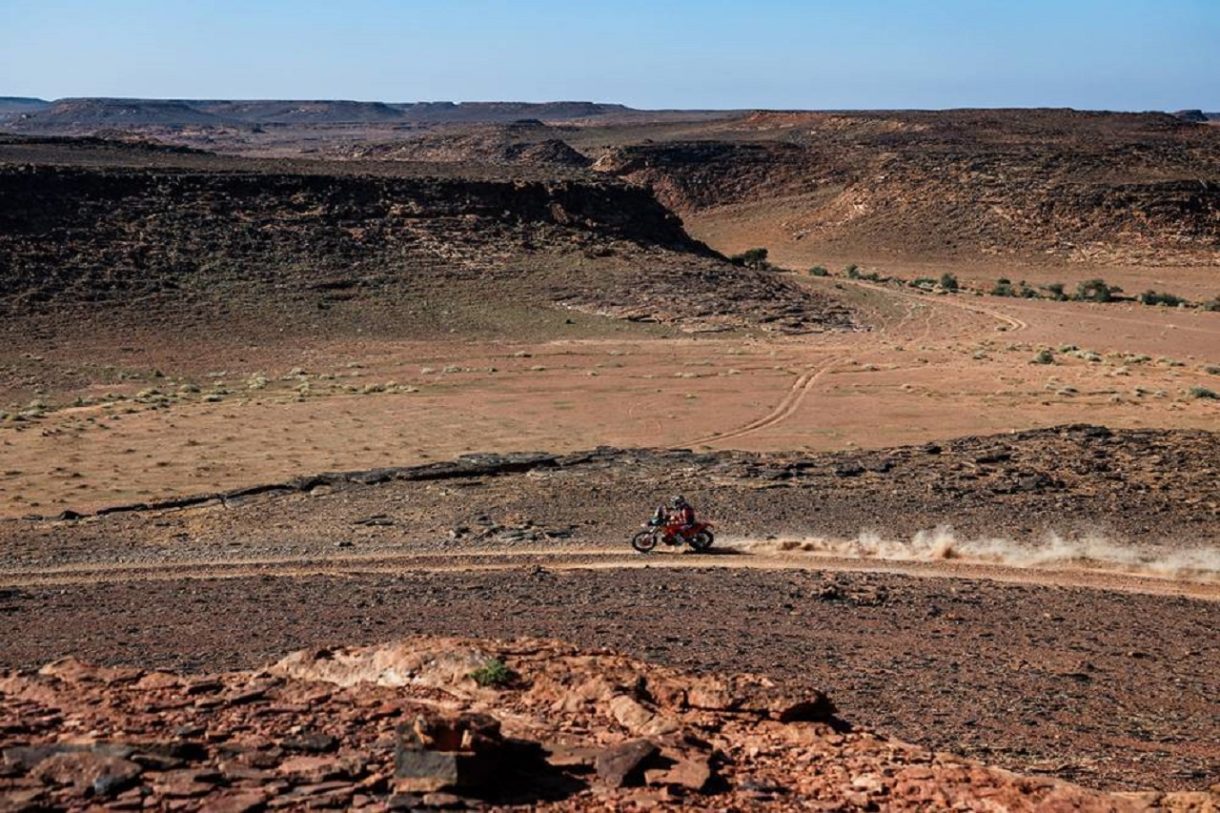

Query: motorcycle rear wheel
<box><xmin>688</xmin><ymin>530</ymin><xmax>715</xmax><ymax>552</ymax></box>
<box><xmin>631</xmin><ymin>530</ymin><xmax>659</xmax><ymax>554</ymax></box>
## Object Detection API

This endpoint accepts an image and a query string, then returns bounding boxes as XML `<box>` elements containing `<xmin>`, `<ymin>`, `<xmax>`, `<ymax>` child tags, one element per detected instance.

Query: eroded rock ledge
<box><xmin>3</xmin><ymin>636</ymin><xmax>1212</xmax><ymax>810</ymax></box>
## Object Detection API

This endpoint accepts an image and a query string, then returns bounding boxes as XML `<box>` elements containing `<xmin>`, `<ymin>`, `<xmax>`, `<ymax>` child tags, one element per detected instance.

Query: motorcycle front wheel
<box><xmin>687</xmin><ymin>530</ymin><xmax>714</xmax><ymax>552</ymax></box>
<box><xmin>631</xmin><ymin>530</ymin><xmax>659</xmax><ymax>554</ymax></box>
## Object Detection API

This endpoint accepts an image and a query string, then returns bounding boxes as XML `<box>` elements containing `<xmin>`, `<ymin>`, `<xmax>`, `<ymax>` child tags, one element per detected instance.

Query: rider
<box><xmin>668</xmin><ymin>495</ymin><xmax>696</xmax><ymax>534</ymax></box>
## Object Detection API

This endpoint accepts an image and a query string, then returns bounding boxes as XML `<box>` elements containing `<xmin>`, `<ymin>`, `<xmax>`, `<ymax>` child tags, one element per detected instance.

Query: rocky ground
<box><xmin>9</xmin><ymin>424</ymin><xmax>1217</xmax><ymax>551</ymax></box>
<box><xmin>0</xmin><ymin>137</ymin><xmax>855</xmax><ymax>340</ymax></box>
<box><xmin>2</xmin><ymin>426</ymin><xmax>1219</xmax><ymax>797</ymax></box>
<box><xmin>593</xmin><ymin>109</ymin><xmax>1220</xmax><ymax>267</ymax></box>
<box><xmin>2</xmin><ymin>636</ymin><xmax>1216</xmax><ymax>811</ymax></box>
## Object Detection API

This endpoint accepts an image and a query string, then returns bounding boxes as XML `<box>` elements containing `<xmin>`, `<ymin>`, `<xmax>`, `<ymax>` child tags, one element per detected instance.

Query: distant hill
<box><xmin>346</xmin><ymin>122</ymin><xmax>592</xmax><ymax>167</ymax></box>
<box><xmin>194</xmin><ymin>99</ymin><xmax>407</xmax><ymax>124</ymax></box>
<box><xmin>390</xmin><ymin>101</ymin><xmax>634</xmax><ymax>123</ymax></box>
<box><xmin>596</xmin><ymin>109</ymin><xmax>1220</xmax><ymax>266</ymax></box>
<box><xmin>0</xmin><ymin>98</ymin><xmax>646</xmax><ymax>132</ymax></box>
<box><xmin>7</xmin><ymin>98</ymin><xmax>229</xmax><ymax>130</ymax></box>
<box><xmin>0</xmin><ymin>97</ymin><xmax>50</xmax><ymax>119</ymax></box>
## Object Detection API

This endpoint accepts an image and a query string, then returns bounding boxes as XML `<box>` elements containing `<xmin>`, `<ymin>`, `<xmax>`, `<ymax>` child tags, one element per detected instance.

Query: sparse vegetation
<box><xmin>809</xmin><ymin>265</ymin><xmax>829</xmax><ymax>277</ymax></box>
<box><xmin>1031</xmin><ymin>349</ymin><xmax>1055</xmax><ymax>365</ymax></box>
<box><xmin>844</xmin><ymin>264</ymin><xmax>861</xmax><ymax>279</ymax></box>
<box><xmin>730</xmin><ymin>247</ymin><xmax>770</xmax><ymax>269</ymax></box>
<box><xmin>470</xmin><ymin>658</ymin><xmax>516</xmax><ymax>687</ymax></box>
<box><xmin>1042</xmin><ymin>282</ymin><xmax>1067</xmax><ymax>301</ymax></box>
<box><xmin>1138</xmin><ymin>290</ymin><xmax>1186</xmax><ymax>307</ymax></box>
<box><xmin>991</xmin><ymin>278</ymin><xmax>1014</xmax><ymax>297</ymax></box>
<box><xmin>1075</xmin><ymin>279</ymin><xmax>1119</xmax><ymax>303</ymax></box>
<box><xmin>1188</xmin><ymin>386</ymin><xmax>1218</xmax><ymax>400</ymax></box>
<box><xmin>939</xmin><ymin>273</ymin><xmax>959</xmax><ymax>291</ymax></box>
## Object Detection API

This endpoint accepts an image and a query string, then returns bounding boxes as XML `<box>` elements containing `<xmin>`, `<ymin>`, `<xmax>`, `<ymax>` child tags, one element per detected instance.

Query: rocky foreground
<box><xmin>1</xmin><ymin>637</ymin><xmax>1216</xmax><ymax>811</ymax></box>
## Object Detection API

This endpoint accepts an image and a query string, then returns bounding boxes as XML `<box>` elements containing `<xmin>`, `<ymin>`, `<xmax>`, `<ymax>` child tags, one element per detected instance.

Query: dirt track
<box><xmin>2</xmin><ymin>544</ymin><xmax>1218</xmax><ymax>600</ymax></box>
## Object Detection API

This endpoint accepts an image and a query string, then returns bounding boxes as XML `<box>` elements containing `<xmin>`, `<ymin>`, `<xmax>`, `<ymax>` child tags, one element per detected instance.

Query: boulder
<box><xmin>607</xmin><ymin>694</ymin><xmax>681</xmax><ymax>736</ymax></box>
<box><xmin>594</xmin><ymin>739</ymin><xmax>658</xmax><ymax>788</ymax></box>
<box><xmin>33</xmin><ymin>751</ymin><xmax>142</xmax><ymax>797</ymax></box>
<box><xmin>393</xmin><ymin>713</ymin><xmax>502</xmax><ymax>793</ymax></box>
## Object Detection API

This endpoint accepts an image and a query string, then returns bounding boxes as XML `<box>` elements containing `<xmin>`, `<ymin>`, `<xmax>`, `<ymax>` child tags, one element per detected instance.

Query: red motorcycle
<box><xmin>631</xmin><ymin>519</ymin><xmax>715</xmax><ymax>553</ymax></box>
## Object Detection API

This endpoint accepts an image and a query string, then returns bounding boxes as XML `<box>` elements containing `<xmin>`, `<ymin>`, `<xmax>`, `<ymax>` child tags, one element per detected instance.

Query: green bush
<box><xmin>809</xmin><ymin>265</ymin><xmax>830</xmax><ymax>277</ymax></box>
<box><xmin>939</xmin><ymin>273</ymin><xmax>959</xmax><ymax>291</ymax></box>
<box><xmin>470</xmin><ymin>658</ymin><xmax>516</xmax><ymax>687</ymax></box>
<box><xmin>1076</xmin><ymin>279</ymin><xmax>1119</xmax><ymax>303</ymax></box>
<box><xmin>845</xmin><ymin>264</ymin><xmax>861</xmax><ymax>279</ymax></box>
<box><xmin>730</xmin><ymin>247</ymin><xmax>770</xmax><ymax>269</ymax></box>
<box><xmin>991</xmin><ymin>279</ymin><xmax>1015</xmax><ymax>297</ymax></box>
<box><xmin>1189</xmin><ymin>386</ymin><xmax>1218</xmax><ymax>400</ymax></box>
<box><xmin>910</xmin><ymin>277</ymin><xmax>937</xmax><ymax>289</ymax></box>
<box><xmin>1043</xmin><ymin>282</ymin><xmax>1067</xmax><ymax>301</ymax></box>
<box><xmin>1032</xmin><ymin>349</ymin><xmax>1055</xmax><ymax>365</ymax></box>
<box><xmin>1138</xmin><ymin>290</ymin><xmax>1187</xmax><ymax>307</ymax></box>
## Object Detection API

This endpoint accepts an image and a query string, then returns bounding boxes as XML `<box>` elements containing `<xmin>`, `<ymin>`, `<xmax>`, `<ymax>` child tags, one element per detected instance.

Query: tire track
<box><xmin>845</xmin><ymin>279</ymin><xmax>1028</xmax><ymax>334</ymax></box>
<box><xmin>3</xmin><ymin>547</ymin><xmax>1216</xmax><ymax>602</ymax></box>
<box><xmin>687</xmin><ymin>355</ymin><xmax>841</xmax><ymax>446</ymax></box>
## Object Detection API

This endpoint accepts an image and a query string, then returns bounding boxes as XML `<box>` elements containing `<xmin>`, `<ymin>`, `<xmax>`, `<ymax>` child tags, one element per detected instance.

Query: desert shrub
<box><xmin>1042</xmin><ymin>282</ymin><xmax>1067</xmax><ymax>301</ymax></box>
<box><xmin>845</xmin><ymin>264</ymin><xmax>861</xmax><ymax>279</ymax></box>
<box><xmin>809</xmin><ymin>265</ymin><xmax>830</xmax><ymax>277</ymax></box>
<box><xmin>1139</xmin><ymin>290</ymin><xmax>1187</xmax><ymax>307</ymax></box>
<box><xmin>1203</xmin><ymin>298</ymin><xmax>1220</xmax><ymax>312</ymax></box>
<box><xmin>1032</xmin><ymin>349</ymin><xmax>1055</xmax><ymax>365</ymax></box>
<box><xmin>730</xmin><ymin>247</ymin><xmax>770</xmax><ymax>269</ymax></box>
<box><xmin>939</xmin><ymin>273</ymin><xmax>959</xmax><ymax>291</ymax></box>
<box><xmin>1189</xmin><ymin>386</ymin><xmax>1219</xmax><ymax>400</ymax></box>
<box><xmin>860</xmin><ymin>270</ymin><xmax>886</xmax><ymax>282</ymax></box>
<box><xmin>470</xmin><ymin>658</ymin><xmax>516</xmax><ymax>687</ymax></box>
<box><xmin>910</xmin><ymin>277</ymin><xmax>937</xmax><ymax>289</ymax></box>
<box><xmin>991</xmin><ymin>279</ymin><xmax>1015</xmax><ymax>297</ymax></box>
<box><xmin>1017</xmin><ymin>281</ymin><xmax>1038</xmax><ymax>298</ymax></box>
<box><xmin>1076</xmin><ymin>279</ymin><xmax>1118</xmax><ymax>303</ymax></box>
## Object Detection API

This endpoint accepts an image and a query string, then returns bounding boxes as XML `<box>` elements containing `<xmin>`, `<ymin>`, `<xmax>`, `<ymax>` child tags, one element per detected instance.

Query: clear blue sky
<box><xmin>2</xmin><ymin>0</ymin><xmax>1216</xmax><ymax>109</ymax></box>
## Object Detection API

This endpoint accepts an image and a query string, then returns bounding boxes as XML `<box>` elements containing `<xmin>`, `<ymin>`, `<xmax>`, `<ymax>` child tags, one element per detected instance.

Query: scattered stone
<box><xmin>594</xmin><ymin>739</ymin><xmax>658</xmax><ymax>788</ymax></box>
<box><xmin>647</xmin><ymin>753</ymin><xmax>712</xmax><ymax>792</ymax></box>
<box><xmin>282</xmin><ymin>732</ymin><xmax>338</xmax><ymax>754</ymax></box>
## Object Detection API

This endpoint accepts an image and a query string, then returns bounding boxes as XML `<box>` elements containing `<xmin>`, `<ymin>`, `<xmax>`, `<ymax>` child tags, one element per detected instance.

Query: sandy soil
<box><xmin>689</xmin><ymin>205</ymin><xmax>1220</xmax><ymax>301</ymax></box>
<box><xmin>3</xmin><ymin>278</ymin><xmax>1216</xmax><ymax>516</ymax></box>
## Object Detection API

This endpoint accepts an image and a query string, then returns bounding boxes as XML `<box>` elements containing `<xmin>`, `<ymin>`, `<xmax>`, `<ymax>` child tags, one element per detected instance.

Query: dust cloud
<box><xmin>733</xmin><ymin>526</ymin><xmax>1220</xmax><ymax>582</ymax></box>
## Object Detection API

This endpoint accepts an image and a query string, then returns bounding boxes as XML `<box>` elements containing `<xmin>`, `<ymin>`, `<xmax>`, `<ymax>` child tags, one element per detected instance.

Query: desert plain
<box><xmin>0</xmin><ymin>100</ymin><xmax>1218</xmax><ymax>810</ymax></box>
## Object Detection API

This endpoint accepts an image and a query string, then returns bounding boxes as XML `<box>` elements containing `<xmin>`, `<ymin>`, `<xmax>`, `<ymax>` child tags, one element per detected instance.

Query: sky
<box><xmin>1</xmin><ymin>0</ymin><xmax>1217</xmax><ymax>110</ymax></box>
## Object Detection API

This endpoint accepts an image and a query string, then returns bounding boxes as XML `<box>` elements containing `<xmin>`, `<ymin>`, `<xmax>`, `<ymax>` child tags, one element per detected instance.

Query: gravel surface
<box><xmin>3</xmin><ymin>567</ymin><xmax>1217</xmax><ymax>792</ymax></box>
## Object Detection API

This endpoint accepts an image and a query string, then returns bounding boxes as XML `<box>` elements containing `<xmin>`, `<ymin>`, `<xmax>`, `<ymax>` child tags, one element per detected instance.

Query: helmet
<box><xmin>669</xmin><ymin>495</ymin><xmax>687</xmax><ymax>509</ymax></box>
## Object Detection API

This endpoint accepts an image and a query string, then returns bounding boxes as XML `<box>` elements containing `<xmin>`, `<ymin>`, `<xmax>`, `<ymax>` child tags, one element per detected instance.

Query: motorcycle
<box><xmin>631</xmin><ymin>518</ymin><xmax>715</xmax><ymax>554</ymax></box>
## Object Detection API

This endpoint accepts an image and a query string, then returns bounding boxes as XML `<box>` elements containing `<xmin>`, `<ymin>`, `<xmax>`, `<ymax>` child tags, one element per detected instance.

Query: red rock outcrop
<box><xmin>2</xmin><ymin>636</ymin><xmax>1216</xmax><ymax>810</ymax></box>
